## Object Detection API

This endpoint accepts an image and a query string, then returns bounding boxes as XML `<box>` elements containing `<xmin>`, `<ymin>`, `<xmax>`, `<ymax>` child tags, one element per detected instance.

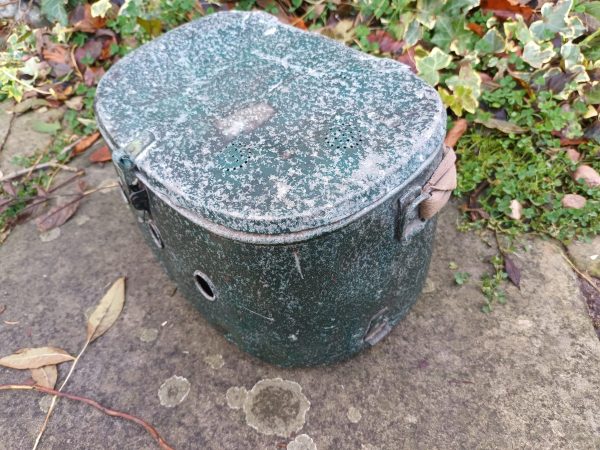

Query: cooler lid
<box><xmin>95</xmin><ymin>11</ymin><xmax>446</xmax><ymax>236</ymax></box>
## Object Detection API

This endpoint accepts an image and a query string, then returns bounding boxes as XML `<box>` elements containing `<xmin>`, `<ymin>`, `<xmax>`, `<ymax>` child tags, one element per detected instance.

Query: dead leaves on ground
<box><xmin>0</xmin><ymin>347</ymin><xmax>74</xmax><ymax>370</ymax></box>
<box><xmin>86</xmin><ymin>277</ymin><xmax>126</xmax><ymax>343</ymax></box>
<box><xmin>0</xmin><ymin>277</ymin><xmax>125</xmax><ymax>382</ymax></box>
<box><xmin>35</xmin><ymin>196</ymin><xmax>82</xmax><ymax>232</ymax></box>
<box><xmin>30</xmin><ymin>365</ymin><xmax>58</xmax><ymax>389</ymax></box>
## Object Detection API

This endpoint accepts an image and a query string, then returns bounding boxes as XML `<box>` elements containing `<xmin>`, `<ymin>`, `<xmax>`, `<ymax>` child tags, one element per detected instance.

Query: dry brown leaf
<box><xmin>73</xmin><ymin>132</ymin><xmax>100</xmax><ymax>155</ymax></box>
<box><xmin>31</xmin><ymin>365</ymin><xmax>58</xmax><ymax>389</ymax></box>
<box><xmin>89</xmin><ymin>145</ymin><xmax>112</xmax><ymax>163</ymax></box>
<box><xmin>504</xmin><ymin>255</ymin><xmax>521</xmax><ymax>289</ymax></box>
<box><xmin>445</xmin><ymin>119</ymin><xmax>468</xmax><ymax>148</ymax></box>
<box><xmin>36</xmin><ymin>196</ymin><xmax>82</xmax><ymax>232</ymax></box>
<box><xmin>0</xmin><ymin>347</ymin><xmax>74</xmax><ymax>370</ymax></box>
<box><xmin>86</xmin><ymin>277</ymin><xmax>126</xmax><ymax>343</ymax></box>
<box><xmin>475</xmin><ymin>118</ymin><xmax>526</xmax><ymax>134</ymax></box>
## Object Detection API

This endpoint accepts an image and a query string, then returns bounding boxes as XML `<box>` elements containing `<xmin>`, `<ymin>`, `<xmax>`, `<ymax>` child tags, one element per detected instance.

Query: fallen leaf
<box><xmin>396</xmin><ymin>47</ymin><xmax>417</xmax><ymax>73</ymax></box>
<box><xmin>65</xmin><ymin>96</ymin><xmax>84</xmax><ymax>110</ymax></box>
<box><xmin>467</xmin><ymin>22</ymin><xmax>485</xmax><ymax>37</ymax></box>
<box><xmin>89</xmin><ymin>145</ymin><xmax>112</xmax><ymax>163</ymax></box>
<box><xmin>86</xmin><ymin>277</ymin><xmax>126</xmax><ymax>343</ymax></box>
<box><xmin>71</xmin><ymin>4</ymin><xmax>106</xmax><ymax>33</ymax></box>
<box><xmin>475</xmin><ymin>118</ymin><xmax>526</xmax><ymax>134</ymax></box>
<box><xmin>573</xmin><ymin>165</ymin><xmax>600</xmax><ymax>187</ymax></box>
<box><xmin>0</xmin><ymin>347</ymin><xmax>74</xmax><ymax>370</ymax></box>
<box><xmin>508</xmin><ymin>199</ymin><xmax>522</xmax><ymax>220</ymax></box>
<box><xmin>562</xmin><ymin>193</ymin><xmax>587</xmax><ymax>209</ymax></box>
<box><xmin>481</xmin><ymin>0</ymin><xmax>533</xmax><ymax>20</ymax></box>
<box><xmin>445</xmin><ymin>119</ymin><xmax>468</xmax><ymax>147</ymax></box>
<box><xmin>504</xmin><ymin>255</ymin><xmax>521</xmax><ymax>288</ymax></box>
<box><xmin>368</xmin><ymin>30</ymin><xmax>403</xmax><ymax>54</ymax></box>
<box><xmin>73</xmin><ymin>132</ymin><xmax>100</xmax><ymax>155</ymax></box>
<box><xmin>30</xmin><ymin>365</ymin><xmax>58</xmax><ymax>389</ymax></box>
<box><xmin>36</xmin><ymin>196</ymin><xmax>82</xmax><ymax>232</ymax></box>
<box><xmin>84</xmin><ymin>66</ymin><xmax>105</xmax><ymax>86</ymax></box>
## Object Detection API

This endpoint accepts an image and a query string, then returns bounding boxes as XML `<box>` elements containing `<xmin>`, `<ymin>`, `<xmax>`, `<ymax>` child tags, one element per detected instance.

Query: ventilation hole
<box><xmin>194</xmin><ymin>270</ymin><xmax>216</xmax><ymax>301</ymax></box>
<box><xmin>148</xmin><ymin>220</ymin><xmax>163</xmax><ymax>249</ymax></box>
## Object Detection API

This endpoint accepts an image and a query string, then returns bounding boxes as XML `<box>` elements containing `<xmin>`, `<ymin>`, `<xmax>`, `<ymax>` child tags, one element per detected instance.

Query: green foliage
<box><xmin>41</xmin><ymin>0</ymin><xmax>69</xmax><ymax>26</ymax></box>
<box><xmin>454</xmin><ymin>271</ymin><xmax>471</xmax><ymax>285</ymax></box>
<box><xmin>481</xmin><ymin>255</ymin><xmax>507</xmax><ymax>313</ymax></box>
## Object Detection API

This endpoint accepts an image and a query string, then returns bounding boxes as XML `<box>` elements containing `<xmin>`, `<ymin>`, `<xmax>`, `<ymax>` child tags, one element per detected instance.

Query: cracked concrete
<box><xmin>0</xmin><ymin>152</ymin><xmax>599</xmax><ymax>448</ymax></box>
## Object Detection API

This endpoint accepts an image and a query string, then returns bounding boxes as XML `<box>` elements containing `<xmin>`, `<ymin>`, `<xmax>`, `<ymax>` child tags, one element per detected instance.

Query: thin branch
<box><xmin>0</xmin><ymin>112</ymin><xmax>15</xmax><ymax>153</ymax></box>
<box><xmin>0</xmin><ymin>383</ymin><xmax>174</xmax><ymax>450</ymax></box>
<box><xmin>0</xmin><ymin>162</ymin><xmax>78</xmax><ymax>183</ymax></box>
<box><xmin>559</xmin><ymin>249</ymin><xmax>600</xmax><ymax>295</ymax></box>
<box><xmin>32</xmin><ymin>340</ymin><xmax>89</xmax><ymax>450</ymax></box>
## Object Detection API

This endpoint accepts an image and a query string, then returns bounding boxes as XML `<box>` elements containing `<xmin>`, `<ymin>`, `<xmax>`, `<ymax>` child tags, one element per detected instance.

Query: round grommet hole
<box><xmin>194</xmin><ymin>270</ymin><xmax>216</xmax><ymax>301</ymax></box>
<box><xmin>148</xmin><ymin>220</ymin><xmax>163</xmax><ymax>249</ymax></box>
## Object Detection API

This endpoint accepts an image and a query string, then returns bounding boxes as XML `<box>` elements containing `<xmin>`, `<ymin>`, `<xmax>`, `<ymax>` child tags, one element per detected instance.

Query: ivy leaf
<box><xmin>431</xmin><ymin>16</ymin><xmax>478</xmax><ymax>55</ymax></box>
<box><xmin>439</xmin><ymin>85</ymin><xmax>477</xmax><ymax>116</ymax></box>
<box><xmin>522</xmin><ymin>41</ymin><xmax>555</xmax><ymax>69</ymax></box>
<box><xmin>446</xmin><ymin>63</ymin><xmax>482</xmax><ymax>97</ymax></box>
<box><xmin>475</xmin><ymin>28</ymin><xmax>505</xmax><ymax>54</ymax></box>
<box><xmin>415</xmin><ymin>47</ymin><xmax>452</xmax><ymax>86</ymax></box>
<box><xmin>529</xmin><ymin>0</ymin><xmax>583</xmax><ymax>41</ymax></box>
<box><xmin>40</xmin><ymin>0</ymin><xmax>68</xmax><ymax>26</ymax></box>
<box><xmin>91</xmin><ymin>0</ymin><xmax>113</xmax><ymax>18</ymax></box>
<box><xmin>560</xmin><ymin>43</ymin><xmax>582</xmax><ymax>70</ymax></box>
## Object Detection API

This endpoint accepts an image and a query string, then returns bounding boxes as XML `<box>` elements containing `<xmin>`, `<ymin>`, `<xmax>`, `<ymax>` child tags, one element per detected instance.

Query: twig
<box><xmin>58</xmin><ymin>135</ymin><xmax>88</xmax><ymax>157</ymax></box>
<box><xmin>0</xmin><ymin>384</ymin><xmax>175</xmax><ymax>450</ymax></box>
<box><xmin>559</xmin><ymin>249</ymin><xmax>600</xmax><ymax>295</ymax></box>
<box><xmin>0</xmin><ymin>69</ymin><xmax>52</xmax><ymax>95</ymax></box>
<box><xmin>0</xmin><ymin>112</ymin><xmax>15</xmax><ymax>153</ymax></box>
<box><xmin>32</xmin><ymin>340</ymin><xmax>89</xmax><ymax>450</ymax></box>
<box><xmin>0</xmin><ymin>162</ymin><xmax>78</xmax><ymax>183</ymax></box>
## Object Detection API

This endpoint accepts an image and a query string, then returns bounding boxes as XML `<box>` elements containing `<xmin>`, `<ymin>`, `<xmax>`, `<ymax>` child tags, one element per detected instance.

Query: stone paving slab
<box><xmin>1</xmin><ymin>160</ymin><xmax>600</xmax><ymax>449</ymax></box>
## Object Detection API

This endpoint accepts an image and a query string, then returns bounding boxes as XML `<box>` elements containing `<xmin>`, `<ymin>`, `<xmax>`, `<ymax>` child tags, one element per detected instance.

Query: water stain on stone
<box><xmin>75</xmin><ymin>214</ymin><xmax>90</xmax><ymax>226</ymax></box>
<box><xmin>204</xmin><ymin>354</ymin><xmax>224</xmax><ymax>369</ymax></box>
<box><xmin>39</xmin><ymin>228</ymin><xmax>60</xmax><ymax>242</ymax></box>
<box><xmin>243</xmin><ymin>378</ymin><xmax>310</xmax><ymax>437</ymax></box>
<box><xmin>158</xmin><ymin>375</ymin><xmax>191</xmax><ymax>408</ymax></box>
<box><xmin>138</xmin><ymin>327</ymin><xmax>159</xmax><ymax>343</ymax></box>
<box><xmin>38</xmin><ymin>396</ymin><xmax>52</xmax><ymax>413</ymax></box>
<box><xmin>287</xmin><ymin>434</ymin><xmax>317</xmax><ymax>450</ymax></box>
<box><xmin>226</xmin><ymin>386</ymin><xmax>248</xmax><ymax>410</ymax></box>
<box><xmin>347</xmin><ymin>406</ymin><xmax>362</xmax><ymax>423</ymax></box>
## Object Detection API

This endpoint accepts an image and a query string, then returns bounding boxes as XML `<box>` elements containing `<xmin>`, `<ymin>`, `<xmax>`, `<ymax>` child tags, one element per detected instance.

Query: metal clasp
<box><xmin>396</xmin><ymin>186</ymin><xmax>430</xmax><ymax>241</ymax></box>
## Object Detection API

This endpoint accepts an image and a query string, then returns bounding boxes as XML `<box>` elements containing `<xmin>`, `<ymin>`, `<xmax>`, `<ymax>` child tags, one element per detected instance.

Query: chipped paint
<box><xmin>347</xmin><ymin>406</ymin><xmax>362</xmax><ymax>423</ymax></box>
<box><xmin>243</xmin><ymin>378</ymin><xmax>310</xmax><ymax>437</ymax></box>
<box><xmin>204</xmin><ymin>353</ymin><xmax>224</xmax><ymax>369</ymax></box>
<box><xmin>226</xmin><ymin>386</ymin><xmax>248</xmax><ymax>409</ymax></box>
<box><xmin>158</xmin><ymin>375</ymin><xmax>191</xmax><ymax>408</ymax></box>
<box><xmin>287</xmin><ymin>434</ymin><xmax>317</xmax><ymax>450</ymax></box>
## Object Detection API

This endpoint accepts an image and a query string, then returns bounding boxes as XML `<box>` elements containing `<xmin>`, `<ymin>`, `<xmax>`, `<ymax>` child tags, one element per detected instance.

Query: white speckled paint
<box><xmin>95</xmin><ymin>10</ymin><xmax>445</xmax><ymax>237</ymax></box>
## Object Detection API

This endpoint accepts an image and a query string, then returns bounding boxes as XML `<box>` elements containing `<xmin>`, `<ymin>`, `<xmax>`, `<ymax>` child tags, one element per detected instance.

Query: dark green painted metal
<box><xmin>95</xmin><ymin>11</ymin><xmax>446</xmax><ymax>366</ymax></box>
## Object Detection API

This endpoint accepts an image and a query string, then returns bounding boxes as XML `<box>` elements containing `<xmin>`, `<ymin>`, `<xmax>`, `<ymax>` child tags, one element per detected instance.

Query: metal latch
<box><xmin>396</xmin><ymin>185</ymin><xmax>431</xmax><ymax>241</ymax></box>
